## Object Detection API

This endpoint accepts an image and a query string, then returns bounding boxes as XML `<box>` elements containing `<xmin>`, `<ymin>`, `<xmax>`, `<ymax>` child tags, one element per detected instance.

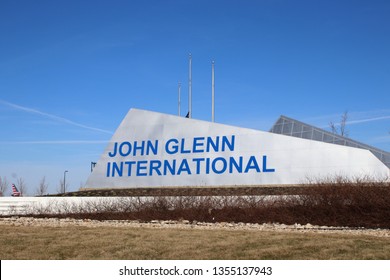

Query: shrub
<box><xmin>11</xmin><ymin>177</ymin><xmax>390</xmax><ymax>228</ymax></box>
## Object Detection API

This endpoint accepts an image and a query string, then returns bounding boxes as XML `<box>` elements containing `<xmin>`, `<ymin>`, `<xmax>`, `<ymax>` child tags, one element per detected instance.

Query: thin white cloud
<box><xmin>347</xmin><ymin>115</ymin><xmax>390</xmax><ymax>125</ymax></box>
<box><xmin>326</xmin><ymin>115</ymin><xmax>390</xmax><ymax>128</ymax></box>
<box><xmin>0</xmin><ymin>140</ymin><xmax>108</xmax><ymax>145</ymax></box>
<box><xmin>307</xmin><ymin>110</ymin><xmax>390</xmax><ymax>128</ymax></box>
<box><xmin>0</xmin><ymin>99</ymin><xmax>113</xmax><ymax>134</ymax></box>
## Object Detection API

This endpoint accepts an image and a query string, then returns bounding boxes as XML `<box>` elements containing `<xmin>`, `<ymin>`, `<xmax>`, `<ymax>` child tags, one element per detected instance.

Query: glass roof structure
<box><xmin>270</xmin><ymin>115</ymin><xmax>390</xmax><ymax>168</ymax></box>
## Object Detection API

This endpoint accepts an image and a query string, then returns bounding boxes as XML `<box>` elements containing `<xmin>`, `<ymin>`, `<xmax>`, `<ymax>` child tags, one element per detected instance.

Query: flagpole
<box><xmin>212</xmin><ymin>60</ymin><xmax>215</xmax><ymax>122</ymax></box>
<box><xmin>178</xmin><ymin>82</ymin><xmax>181</xmax><ymax>116</ymax></box>
<box><xmin>188</xmin><ymin>53</ymin><xmax>192</xmax><ymax>118</ymax></box>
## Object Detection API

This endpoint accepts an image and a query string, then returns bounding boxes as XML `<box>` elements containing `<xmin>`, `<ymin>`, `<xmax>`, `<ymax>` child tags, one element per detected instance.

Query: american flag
<box><xmin>11</xmin><ymin>184</ymin><xmax>21</xmax><ymax>197</ymax></box>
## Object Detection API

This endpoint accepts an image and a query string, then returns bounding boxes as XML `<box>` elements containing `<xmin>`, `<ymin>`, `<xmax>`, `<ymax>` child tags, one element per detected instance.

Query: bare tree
<box><xmin>36</xmin><ymin>176</ymin><xmax>48</xmax><ymax>196</ymax></box>
<box><xmin>58</xmin><ymin>179</ymin><xmax>64</xmax><ymax>194</ymax></box>
<box><xmin>16</xmin><ymin>177</ymin><xmax>27</xmax><ymax>196</ymax></box>
<box><xmin>329</xmin><ymin>121</ymin><xmax>338</xmax><ymax>134</ymax></box>
<box><xmin>0</xmin><ymin>176</ymin><xmax>8</xmax><ymax>196</ymax></box>
<box><xmin>57</xmin><ymin>178</ymin><xmax>69</xmax><ymax>194</ymax></box>
<box><xmin>329</xmin><ymin>110</ymin><xmax>349</xmax><ymax>137</ymax></box>
<box><xmin>339</xmin><ymin>111</ymin><xmax>348</xmax><ymax>137</ymax></box>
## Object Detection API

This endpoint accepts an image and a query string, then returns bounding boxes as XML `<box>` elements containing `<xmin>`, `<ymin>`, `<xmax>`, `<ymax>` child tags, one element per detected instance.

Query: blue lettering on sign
<box><xmin>119</xmin><ymin>142</ymin><xmax>131</xmax><ymax>157</ymax></box>
<box><xmin>245</xmin><ymin>156</ymin><xmax>260</xmax><ymax>173</ymax></box>
<box><xmin>136</xmin><ymin>161</ymin><xmax>148</xmax><ymax>176</ymax></box>
<box><xmin>106</xmin><ymin>155</ymin><xmax>275</xmax><ymax>177</ymax></box>
<box><xmin>205</xmin><ymin>158</ymin><xmax>210</xmax><ymax>174</ymax></box>
<box><xmin>163</xmin><ymin>159</ymin><xmax>176</xmax><ymax>175</ymax></box>
<box><xmin>112</xmin><ymin>162</ymin><xmax>123</xmax><ymax>177</ymax></box>
<box><xmin>221</xmin><ymin>135</ymin><xmax>235</xmax><ymax>151</ymax></box>
<box><xmin>192</xmin><ymin>137</ymin><xmax>205</xmax><ymax>153</ymax></box>
<box><xmin>263</xmin><ymin>155</ymin><xmax>275</xmax><ymax>172</ymax></box>
<box><xmin>106</xmin><ymin>162</ymin><xmax>111</xmax><ymax>177</ymax></box>
<box><xmin>108</xmin><ymin>140</ymin><xmax>159</xmax><ymax>157</ymax></box>
<box><xmin>165</xmin><ymin>139</ymin><xmax>179</xmax><ymax>154</ymax></box>
<box><xmin>149</xmin><ymin>160</ymin><xmax>162</xmax><ymax>176</ymax></box>
<box><xmin>104</xmin><ymin>135</ymin><xmax>276</xmax><ymax>178</ymax></box>
<box><xmin>125</xmin><ymin>161</ymin><xmax>136</xmax><ymax>176</ymax></box>
<box><xmin>229</xmin><ymin>156</ymin><xmax>243</xmax><ymax>173</ymax></box>
<box><xmin>177</xmin><ymin>159</ymin><xmax>191</xmax><ymax>175</ymax></box>
<box><xmin>206</xmin><ymin>136</ymin><xmax>219</xmax><ymax>152</ymax></box>
<box><xmin>180</xmin><ymin>138</ymin><xmax>191</xmax><ymax>154</ymax></box>
<box><xmin>163</xmin><ymin>135</ymin><xmax>235</xmax><ymax>155</ymax></box>
<box><xmin>212</xmin><ymin>157</ymin><xmax>227</xmax><ymax>174</ymax></box>
<box><xmin>192</xmin><ymin>158</ymin><xmax>205</xmax><ymax>174</ymax></box>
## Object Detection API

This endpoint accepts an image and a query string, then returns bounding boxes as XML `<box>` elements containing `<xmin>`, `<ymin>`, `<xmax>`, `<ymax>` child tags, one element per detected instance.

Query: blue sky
<box><xmin>1</xmin><ymin>0</ymin><xmax>389</xmax><ymax>194</ymax></box>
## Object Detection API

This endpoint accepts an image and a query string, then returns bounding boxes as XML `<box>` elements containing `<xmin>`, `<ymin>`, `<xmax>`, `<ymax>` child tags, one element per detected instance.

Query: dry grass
<box><xmin>3</xmin><ymin>178</ymin><xmax>389</xmax><ymax>260</ymax></box>
<box><xmin>1</xmin><ymin>224</ymin><xmax>390</xmax><ymax>260</ymax></box>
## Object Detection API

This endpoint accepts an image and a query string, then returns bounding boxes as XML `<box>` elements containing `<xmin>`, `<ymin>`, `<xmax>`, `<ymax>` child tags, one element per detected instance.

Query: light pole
<box><xmin>63</xmin><ymin>170</ymin><xmax>68</xmax><ymax>194</ymax></box>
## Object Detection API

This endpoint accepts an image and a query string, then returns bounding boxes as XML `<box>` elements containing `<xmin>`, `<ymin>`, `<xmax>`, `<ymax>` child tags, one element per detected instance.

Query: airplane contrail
<box><xmin>0</xmin><ymin>140</ymin><xmax>109</xmax><ymax>145</ymax></box>
<box><xmin>314</xmin><ymin>112</ymin><xmax>390</xmax><ymax>128</ymax></box>
<box><xmin>0</xmin><ymin>99</ymin><xmax>113</xmax><ymax>134</ymax></box>
<box><xmin>347</xmin><ymin>115</ymin><xmax>390</xmax><ymax>125</ymax></box>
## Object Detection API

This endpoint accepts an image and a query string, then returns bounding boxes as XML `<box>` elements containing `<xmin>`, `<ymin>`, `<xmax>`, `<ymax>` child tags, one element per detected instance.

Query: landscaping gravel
<box><xmin>1</xmin><ymin>217</ymin><xmax>389</xmax><ymax>238</ymax></box>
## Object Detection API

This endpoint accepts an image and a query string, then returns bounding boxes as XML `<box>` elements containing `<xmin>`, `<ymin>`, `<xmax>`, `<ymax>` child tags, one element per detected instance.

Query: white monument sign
<box><xmin>85</xmin><ymin>109</ymin><xmax>389</xmax><ymax>189</ymax></box>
